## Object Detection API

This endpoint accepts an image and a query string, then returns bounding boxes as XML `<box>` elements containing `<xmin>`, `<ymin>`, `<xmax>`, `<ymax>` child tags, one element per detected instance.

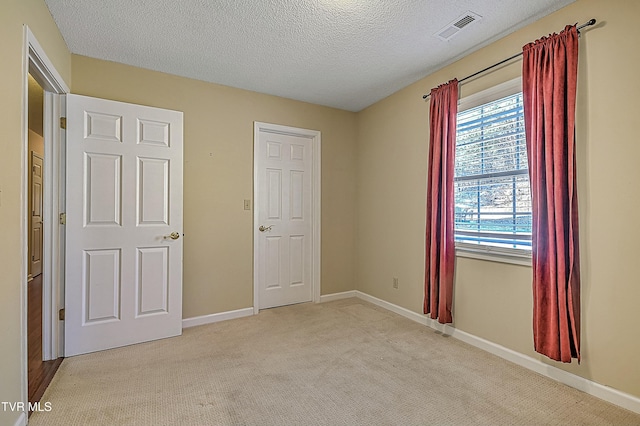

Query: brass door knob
<box><xmin>259</xmin><ymin>225</ymin><xmax>273</xmax><ymax>232</ymax></box>
<box><xmin>164</xmin><ymin>232</ymin><xmax>180</xmax><ymax>240</ymax></box>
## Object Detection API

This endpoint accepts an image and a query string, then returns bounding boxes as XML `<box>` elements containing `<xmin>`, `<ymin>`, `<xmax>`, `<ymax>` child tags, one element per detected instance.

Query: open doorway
<box><xmin>27</xmin><ymin>73</ymin><xmax>63</xmax><ymax>408</ymax></box>
<box><xmin>21</xmin><ymin>27</ymin><xmax>69</xmax><ymax>417</ymax></box>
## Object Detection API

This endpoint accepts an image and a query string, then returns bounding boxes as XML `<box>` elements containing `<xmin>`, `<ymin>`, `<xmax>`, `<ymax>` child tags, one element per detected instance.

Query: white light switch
<box><xmin>244</xmin><ymin>199</ymin><xmax>251</xmax><ymax>210</ymax></box>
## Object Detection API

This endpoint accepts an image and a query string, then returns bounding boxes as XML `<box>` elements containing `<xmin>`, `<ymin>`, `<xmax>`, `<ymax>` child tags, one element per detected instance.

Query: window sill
<box><xmin>455</xmin><ymin>245</ymin><xmax>532</xmax><ymax>267</ymax></box>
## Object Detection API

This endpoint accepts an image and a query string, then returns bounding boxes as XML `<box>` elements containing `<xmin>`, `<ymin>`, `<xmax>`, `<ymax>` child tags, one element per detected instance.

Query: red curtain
<box><xmin>522</xmin><ymin>25</ymin><xmax>581</xmax><ymax>362</ymax></box>
<box><xmin>424</xmin><ymin>79</ymin><xmax>458</xmax><ymax>324</ymax></box>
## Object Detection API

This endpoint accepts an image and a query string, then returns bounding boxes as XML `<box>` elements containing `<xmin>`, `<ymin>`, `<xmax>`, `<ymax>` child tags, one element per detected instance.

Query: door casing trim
<box><xmin>252</xmin><ymin>122</ymin><xmax>321</xmax><ymax>314</ymax></box>
<box><xmin>21</xmin><ymin>25</ymin><xmax>69</xmax><ymax>414</ymax></box>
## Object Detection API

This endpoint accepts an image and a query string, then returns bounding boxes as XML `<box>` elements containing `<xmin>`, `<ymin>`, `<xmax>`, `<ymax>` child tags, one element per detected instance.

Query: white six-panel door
<box><xmin>65</xmin><ymin>94</ymin><xmax>183</xmax><ymax>356</ymax></box>
<box><xmin>31</xmin><ymin>152</ymin><xmax>44</xmax><ymax>277</ymax></box>
<box><xmin>255</xmin><ymin>124</ymin><xmax>319</xmax><ymax>309</ymax></box>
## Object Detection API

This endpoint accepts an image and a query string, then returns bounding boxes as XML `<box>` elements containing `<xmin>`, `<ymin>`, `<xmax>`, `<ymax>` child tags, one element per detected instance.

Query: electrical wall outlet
<box><xmin>393</xmin><ymin>277</ymin><xmax>399</xmax><ymax>289</ymax></box>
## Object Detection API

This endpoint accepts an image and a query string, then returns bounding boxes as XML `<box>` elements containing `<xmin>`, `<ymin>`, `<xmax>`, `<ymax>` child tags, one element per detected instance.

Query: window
<box><xmin>454</xmin><ymin>80</ymin><xmax>531</xmax><ymax>261</ymax></box>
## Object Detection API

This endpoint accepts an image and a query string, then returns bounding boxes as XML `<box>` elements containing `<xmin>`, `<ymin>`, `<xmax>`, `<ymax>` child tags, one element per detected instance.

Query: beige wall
<box><xmin>71</xmin><ymin>55</ymin><xmax>358</xmax><ymax>318</ymax></box>
<box><xmin>28</xmin><ymin>73</ymin><xmax>45</xmax><ymax>137</ymax></box>
<box><xmin>356</xmin><ymin>0</ymin><xmax>640</xmax><ymax>399</ymax></box>
<box><xmin>0</xmin><ymin>0</ymin><xmax>70</xmax><ymax>424</ymax></box>
<box><xmin>28</xmin><ymin>130</ymin><xmax>44</xmax><ymax>156</ymax></box>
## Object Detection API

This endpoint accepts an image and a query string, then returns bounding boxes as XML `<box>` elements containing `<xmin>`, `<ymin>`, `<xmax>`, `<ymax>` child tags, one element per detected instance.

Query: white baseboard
<box><xmin>352</xmin><ymin>290</ymin><xmax>640</xmax><ymax>415</ymax></box>
<box><xmin>319</xmin><ymin>290</ymin><xmax>357</xmax><ymax>303</ymax></box>
<box><xmin>182</xmin><ymin>307</ymin><xmax>254</xmax><ymax>328</ymax></box>
<box><xmin>13</xmin><ymin>412</ymin><xmax>27</xmax><ymax>426</ymax></box>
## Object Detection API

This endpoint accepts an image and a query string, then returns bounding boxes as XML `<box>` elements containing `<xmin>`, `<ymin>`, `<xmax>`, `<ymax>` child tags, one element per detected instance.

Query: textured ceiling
<box><xmin>45</xmin><ymin>0</ymin><xmax>575</xmax><ymax>112</ymax></box>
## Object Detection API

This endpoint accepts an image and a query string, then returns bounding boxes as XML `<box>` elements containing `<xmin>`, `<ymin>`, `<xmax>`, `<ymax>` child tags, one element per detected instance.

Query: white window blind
<box><xmin>454</xmin><ymin>91</ymin><xmax>532</xmax><ymax>253</ymax></box>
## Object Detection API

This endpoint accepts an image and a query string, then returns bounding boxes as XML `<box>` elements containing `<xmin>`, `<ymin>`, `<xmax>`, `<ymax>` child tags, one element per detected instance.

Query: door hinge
<box><xmin>60</xmin><ymin>117</ymin><xmax>67</xmax><ymax>129</ymax></box>
<box><xmin>59</xmin><ymin>213</ymin><xmax>66</xmax><ymax>225</ymax></box>
<box><xmin>58</xmin><ymin>308</ymin><xmax>65</xmax><ymax>321</ymax></box>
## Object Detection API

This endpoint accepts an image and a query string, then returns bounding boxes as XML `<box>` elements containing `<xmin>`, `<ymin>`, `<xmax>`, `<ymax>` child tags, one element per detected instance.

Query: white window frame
<box><xmin>454</xmin><ymin>77</ymin><xmax>532</xmax><ymax>267</ymax></box>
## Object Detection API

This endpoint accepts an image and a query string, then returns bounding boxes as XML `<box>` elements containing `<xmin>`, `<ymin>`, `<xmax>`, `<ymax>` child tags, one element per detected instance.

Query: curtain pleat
<box><xmin>424</xmin><ymin>79</ymin><xmax>458</xmax><ymax>324</ymax></box>
<box><xmin>522</xmin><ymin>25</ymin><xmax>581</xmax><ymax>362</ymax></box>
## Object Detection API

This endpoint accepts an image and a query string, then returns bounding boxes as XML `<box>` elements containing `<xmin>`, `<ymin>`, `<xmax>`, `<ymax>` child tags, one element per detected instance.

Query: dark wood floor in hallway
<box><xmin>28</xmin><ymin>274</ymin><xmax>62</xmax><ymax>412</ymax></box>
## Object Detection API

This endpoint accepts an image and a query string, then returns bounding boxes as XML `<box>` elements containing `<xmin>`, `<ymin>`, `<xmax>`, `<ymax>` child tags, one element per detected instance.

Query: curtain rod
<box><xmin>422</xmin><ymin>19</ymin><xmax>596</xmax><ymax>100</ymax></box>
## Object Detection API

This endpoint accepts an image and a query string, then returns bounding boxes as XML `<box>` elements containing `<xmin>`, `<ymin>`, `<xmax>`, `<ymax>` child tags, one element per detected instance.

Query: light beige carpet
<box><xmin>30</xmin><ymin>298</ymin><xmax>640</xmax><ymax>425</ymax></box>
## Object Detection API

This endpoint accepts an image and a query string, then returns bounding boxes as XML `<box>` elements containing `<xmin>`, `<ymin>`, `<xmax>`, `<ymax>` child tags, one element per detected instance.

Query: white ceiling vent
<box><xmin>436</xmin><ymin>11</ymin><xmax>483</xmax><ymax>41</ymax></box>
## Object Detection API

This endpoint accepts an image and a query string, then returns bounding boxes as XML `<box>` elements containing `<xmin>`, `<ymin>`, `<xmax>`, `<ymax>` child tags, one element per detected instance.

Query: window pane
<box><xmin>454</xmin><ymin>92</ymin><xmax>531</xmax><ymax>250</ymax></box>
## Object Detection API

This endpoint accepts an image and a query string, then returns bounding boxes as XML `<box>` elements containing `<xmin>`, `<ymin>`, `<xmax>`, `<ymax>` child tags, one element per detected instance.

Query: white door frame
<box><xmin>21</xmin><ymin>25</ymin><xmax>69</xmax><ymax>410</ymax></box>
<box><xmin>253</xmin><ymin>122</ymin><xmax>321</xmax><ymax>314</ymax></box>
